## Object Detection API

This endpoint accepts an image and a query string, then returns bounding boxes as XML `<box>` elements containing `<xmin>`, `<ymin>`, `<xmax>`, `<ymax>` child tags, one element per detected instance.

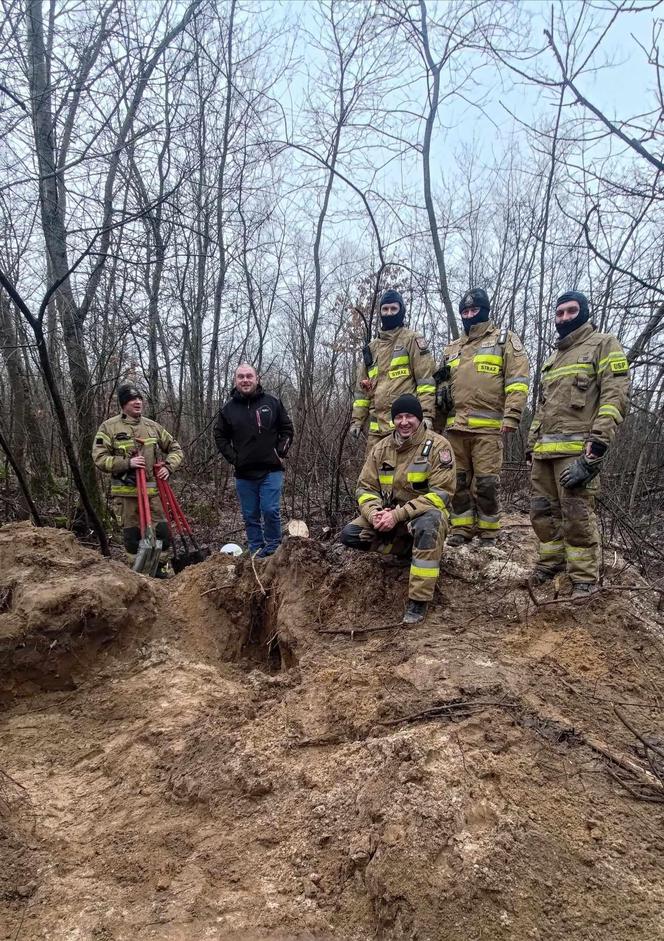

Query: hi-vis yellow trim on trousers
<box><xmin>533</xmin><ymin>440</ymin><xmax>584</xmax><ymax>454</ymax></box>
<box><xmin>410</xmin><ymin>561</ymin><xmax>439</xmax><ymax>578</ymax></box>
<box><xmin>112</xmin><ymin>483</ymin><xmax>157</xmax><ymax>496</ymax></box>
<box><xmin>468</xmin><ymin>416</ymin><xmax>502</xmax><ymax>429</ymax></box>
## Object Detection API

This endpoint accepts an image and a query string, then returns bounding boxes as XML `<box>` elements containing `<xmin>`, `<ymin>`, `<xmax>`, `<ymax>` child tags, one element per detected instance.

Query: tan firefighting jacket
<box><xmin>442</xmin><ymin>321</ymin><xmax>530</xmax><ymax>435</ymax></box>
<box><xmin>527</xmin><ymin>322</ymin><xmax>629</xmax><ymax>459</ymax></box>
<box><xmin>92</xmin><ymin>413</ymin><xmax>183</xmax><ymax>497</ymax></box>
<box><xmin>356</xmin><ymin>422</ymin><xmax>456</xmax><ymax>524</ymax></box>
<box><xmin>352</xmin><ymin>326</ymin><xmax>436</xmax><ymax>437</ymax></box>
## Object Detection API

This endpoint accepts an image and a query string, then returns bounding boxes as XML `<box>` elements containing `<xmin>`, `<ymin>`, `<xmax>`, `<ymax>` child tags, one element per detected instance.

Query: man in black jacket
<box><xmin>214</xmin><ymin>363</ymin><xmax>294</xmax><ymax>556</ymax></box>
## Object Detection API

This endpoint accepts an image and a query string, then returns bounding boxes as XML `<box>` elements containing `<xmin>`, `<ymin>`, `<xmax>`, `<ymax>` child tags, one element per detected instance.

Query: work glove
<box><xmin>349</xmin><ymin>423</ymin><xmax>363</xmax><ymax>442</ymax></box>
<box><xmin>559</xmin><ymin>455</ymin><xmax>603</xmax><ymax>489</ymax></box>
<box><xmin>422</xmin><ymin>417</ymin><xmax>433</xmax><ymax>431</ymax></box>
<box><xmin>276</xmin><ymin>438</ymin><xmax>290</xmax><ymax>458</ymax></box>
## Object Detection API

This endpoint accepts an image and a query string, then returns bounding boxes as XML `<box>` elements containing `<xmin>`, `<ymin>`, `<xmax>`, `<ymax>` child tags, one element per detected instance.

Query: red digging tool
<box><xmin>154</xmin><ymin>462</ymin><xmax>210</xmax><ymax>572</ymax></box>
<box><xmin>132</xmin><ymin>466</ymin><xmax>163</xmax><ymax>576</ymax></box>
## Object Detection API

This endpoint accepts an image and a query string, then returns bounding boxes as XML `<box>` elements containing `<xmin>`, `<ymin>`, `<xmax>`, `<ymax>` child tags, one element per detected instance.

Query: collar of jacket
<box><xmin>377</xmin><ymin>325</ymin><xmax>406</xmax><ymax>341</ymax></box>
<box><xmin>556</xmin><ymin>321</ymin><xmax>595</xmax><ymax>351</ymax></box>
<box><xmin>392</xmin><ymin>421</ymin><xmax>427</xmax><ymax>453</ymax></box>
<box><xmin>118</xmin><ymin>412</ymin><xmax>141</xmax><ymax>426</ymax></box>
<box><xmin>462</xmin><ymin>320</ymin><xmax>495</xmax><ymax>344</ymax></box>
<box><xmin>231</xmin><ymin>384</ymin><xmax>264</xmax><ymax>402</ymax></box>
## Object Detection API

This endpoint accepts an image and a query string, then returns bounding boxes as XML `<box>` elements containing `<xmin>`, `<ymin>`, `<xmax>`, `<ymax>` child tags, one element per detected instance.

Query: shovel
<box><xmin>132</xmin><ymin>466</ymin><xmax>163</xmax><ymax>576</ymax></box>
<box><xmin>155</xmin><ymin>463</ymin><xmax>210</xmax><ymax>572</ymax></box>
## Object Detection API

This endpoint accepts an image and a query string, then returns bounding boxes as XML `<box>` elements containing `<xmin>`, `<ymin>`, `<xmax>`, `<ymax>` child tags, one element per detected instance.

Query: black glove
<box><xmin>559</xmin><ymin>455</ymin><xmax>603</xmax><ymax>489</ymax></box>
<box><xmin>436</xmin><ymin>385</ymin><xmax>454</xmax><ymax>414</ymax></box>
<box><xmin>276</xmin><ymin>438</ymin><xmax>291</xmax><ymax>458</ymax></box>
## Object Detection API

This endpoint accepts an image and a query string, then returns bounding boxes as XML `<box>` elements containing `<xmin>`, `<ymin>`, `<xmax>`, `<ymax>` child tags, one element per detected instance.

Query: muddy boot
<box><xmin>571</xmin><ymin>582</ymin><xmax>600</xmax><ymax>604</ymax></box>
<box><xmin>447</xmin><ymin>534</ymin><xmax>471</xmax><ymax>548</ymax></box>
<box><xmin>526</xmin><ymin>567</ymin><xmax>563</xmax><ymax>588</ymax></box>
<box><xmin>154</xmin><ymin>561</ymin><xmax>173</xmax><ymax>580</ymax></box>
<box><xmin>403</xmin><ymin>599</ymin><xmax>428</xmax><ymax>624</ymax></box>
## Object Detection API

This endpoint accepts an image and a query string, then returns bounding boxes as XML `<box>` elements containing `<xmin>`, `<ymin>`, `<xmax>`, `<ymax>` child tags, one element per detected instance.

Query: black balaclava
<box><xmin>390</xmin><ymin>393</ymin><xmax>423</xmax><ymax>423</ymax></box>
<box><xmin>555</xmin><ymin>291</ymin><xmax>590</xmax><ymax>339</ymax></box>
<box><xmin>459</xmin><ymin>287</ymin><xmax>490</xmax><ymax>334</ymax></box>
<box><xmin>117</xmin><ymin>384</ymin><xmax>143</xmax><ymax>408</ymax></box>
<box><xmin>379</xmin><ymin>289</ymin><xmax>406</xmax><ymax>331</ymax></box>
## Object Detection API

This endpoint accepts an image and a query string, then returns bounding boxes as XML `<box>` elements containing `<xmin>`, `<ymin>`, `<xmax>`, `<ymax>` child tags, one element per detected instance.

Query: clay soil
<box><xmin>1</xmin><ymin>519</ymin><xmax>663</xmax><ymax>941</ymax></box>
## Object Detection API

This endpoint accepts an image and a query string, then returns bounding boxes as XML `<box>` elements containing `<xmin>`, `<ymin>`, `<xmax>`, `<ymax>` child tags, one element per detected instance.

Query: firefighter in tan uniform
<box><xmin>527</xmin><ymin>291</ymin><xmax>629</xmax><ymax>601</ymax></box>
<box><xmin>341</xmin><ymin>394</ymin><xmax>456</xmax><ymax>624</ymax></box>
<box><xmin>92</xmin><ymin>385</ymin><xmax>184</xmax><ymax>575</ymax></box>
<box><xmin>350</xmin><ymin>290</ymin><xmax>436</xmax><ymax>454</ymax></box>
<box><xmin>438</xmin><ymin>288</ymin><xmax>530</xmax><ymax>545</ymax></box>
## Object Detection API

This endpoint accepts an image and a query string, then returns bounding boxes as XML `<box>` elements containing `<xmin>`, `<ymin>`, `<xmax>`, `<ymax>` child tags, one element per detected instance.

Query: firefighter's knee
<box><xmin>155</xmin><ymin>521</ymin><xmax>171</xmax><ymax>549</ymax></box>
<box><xmin>475</xmin><ymin>475</ymin><xmax>499</xmax><ymax>500</ymax></box>
<box><xmin>411</xmin><ymin>510</ymin><xmax>442</xmax><ymax>550</ymax></box>
<box><xmin>123</xmin><ymin>526</ymin><xmax>141</xmax><ymax>555</ymax></box>
<box><xmin>340</xmin><ymin>521</ymin><xmax>372</xmax><ymax>551</ymax></box>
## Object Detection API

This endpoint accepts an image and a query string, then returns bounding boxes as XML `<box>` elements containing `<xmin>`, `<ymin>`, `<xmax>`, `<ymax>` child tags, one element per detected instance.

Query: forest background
<box><xmin>0</xmin><ymin>0</ymin><xmax>662</xmax><ymax>569</ymax></box>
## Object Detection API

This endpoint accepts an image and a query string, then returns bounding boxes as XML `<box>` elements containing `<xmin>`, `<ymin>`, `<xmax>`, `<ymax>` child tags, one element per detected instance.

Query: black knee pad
<box><xmin>123</xmin><ymin>526</ymin><xmax>141</xmax><ymax>555</ymax></box>
<box><xmin>411</xmin><ymin>510</ymin><xmax>442</xmax><ymax>550</ymax></box>
<box><xmin>475</xmin><ymin>475</ymin><xmax>499</xmax><ymax>500</ymax></box>
<box><xmin>155</xmin><ymin>520</ymin><xmax>171</xmax><ymax>549</ymax></box>
<box><xmin>456</xmin><ymin>471</ymin><xmax>469</xmax><ymax>491</ymax></box>
<box><xmin>340</xmin><ymin>522</ymin><xmax>371</xmax><ymax>550</ymax></box>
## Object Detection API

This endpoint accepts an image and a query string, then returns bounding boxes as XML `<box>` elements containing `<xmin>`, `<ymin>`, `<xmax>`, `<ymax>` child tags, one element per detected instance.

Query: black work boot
<box><xmin>403</xmin><ymin>599</ymin><xmax>428</xmax><ymax>624</ymax></box>
<box><xmin>447</xmin><ymin>534</ymin><xmax>471</xmax><ymax>548</ymax></box>
<box><xmin>154</xmin><ymin>561</ymin><xmax>173</xmax><ymax>580</ymax></box>
<box><xmin>571</xmin><ymin>582</ymin><xmax>600</xmax><ymax>603</ymax></box>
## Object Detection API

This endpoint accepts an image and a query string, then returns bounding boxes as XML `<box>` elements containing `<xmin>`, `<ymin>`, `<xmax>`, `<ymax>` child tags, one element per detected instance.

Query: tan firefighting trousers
<box><xmin>340</xmin><ymin>508</ymin><xmax>446</xmax><ymax>602</ymax></box>
<box><xmin>114</xmin><ymin>495</ymin><xmax>169</xmax><ymax>559</ymax></box>
<box><xmin>530</xmin><ymin>456</ymin><xmax>600</xmax><ymax>584</ymax></box>
<box><xmin>447</xmin><ymin>431</ymin><xmax>503</xmax><ymax>540</ymax></box>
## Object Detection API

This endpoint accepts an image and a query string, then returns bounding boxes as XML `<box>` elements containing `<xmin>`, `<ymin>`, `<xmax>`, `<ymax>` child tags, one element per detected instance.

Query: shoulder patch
<box><xmin>509</xmin><ymin>333</ymin><xmax>524</xmax><ymax>352</ymax></box>
<box><xmin>415</xmin><ymin>335</ymin><xmax>430</xmax><ymax>353</ymax></box>
<box><xmin>439</xmin><ymin>447</ymin><xmax>453</xmax><ymax>468</ymax></box>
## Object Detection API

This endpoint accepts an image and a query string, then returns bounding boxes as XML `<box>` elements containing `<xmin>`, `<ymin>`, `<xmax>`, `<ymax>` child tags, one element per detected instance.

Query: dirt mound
<box><xmin>1</xmin><ymin>521</ymin><xmax>663</xmax><ymax>939</ymax></box>
<box><xmin>0</xmin><ymin>522</ymin><xmax>157</xmax><ymax>695</ymax></box>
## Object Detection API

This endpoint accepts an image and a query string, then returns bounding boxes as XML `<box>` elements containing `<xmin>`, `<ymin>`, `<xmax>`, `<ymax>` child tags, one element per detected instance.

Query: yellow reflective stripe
<box><xmin>448</xmin><ymin>358</ymin><xmax>460</xmax><ymax>368</ymax></box>
<box><xmin>416</xmin><ymin>384</ymin><xmax>436</xmax><ymax>394</ymax></box>
<box><xmin>103</xmin><ymin>456</ymin><xmax>114</xmax><ymax>471</ymax></box>
<box><xmin>505</xmin><ymin>382</ymin><xmax>528</xmax><ymax>393</ymax></box>
<box><xmin>114</xmin><ymin>441</ymin><xmax>134</xmax><ymax>451</ymax></box>
<box><xmin>446</xmin><ymin>417</ymin><xmax>455</xmax><ymax>427</ymax></box>
<box><xmin>539</xmin><ymin>540</ymin><xmax>564</xmax><ymax>557</ymax></box>
<box><xmin>473</xmin><ymin>354</ymin><xmax>503</xmax><ymax>366</ymax></box>
<box><xmin>378</xmin><ymin>474</ymin><xmax>394</xmax><ymax>486</ymax></box>
<box><xmin>544</xmin><ymin>363</ymin><xmax>594</xmax><ymax>382</ymax></box>
<box><xmin>369</xmin><ymin>421</ymin><xmax>380</xmax><ymax>432</ymax></box>
<box><xmin>598</xmin><ymin>352</ymin><xmax>628</xmax><ymax>374</ymax></box>
<box><xmin>477</xmin><ymin>519</ymin><xmax>500</xmax><ymax>530</ymax></box>
<box><xmin>597</xmin><ymin>404</ymin><xmax>622</xmax><ymax>421</ymax></box>
<box><xmin>410</xmin><ymin>564</ymin><xmax>439</xmax><ymax>578</ymax></box>
<box><xmin>407</xmin><ymin>471</ymin><xmax>428</xmax><ymax>482</ymax></box>
<box><xmin>368</xmin><ymin>366</ymin><xmax>378</xmax><ymax>379</ymax></box>
<box><xmin>468</xmin><ymin>417</ymin><xmax>502</xmax><ymax>429</ymax></box>
<box><xmin>111</xmin><ymin>484</ymin><xmax>157</xmax><ymax>495</ymax></box>
<box><xmin>451</xmin><ymin>516</ymin><xmax>475</xmax><ymax>527</ymax></box>
<box><xmin>533</xmin><ymin>441</ymin><xmax>584</xmax><ymax>454</ymax></box>
<box><xmin>424</xmin><ymin>492</ymin><xmax>444</xmax><ymax>510</ymax></box>
<box><xmin>390</xmin><ymin>355</ymin><xmax>410</xmax><ymax>367</ymax></box>
<box><xmin>353</xmin><ymin>398</ymin><xmax>370</xmax><ymax>408</ymax></box>
<box><xmin>142</xmin><ymin>437</ymin><xmax>158</xmax><ymax>445</ymax></box>
<box><xmin>566</xmin><ymin>545</ymin><xmax>594</xmax><ymax>561</ymax></box>
<box><xmin>358</xmin><ymin>492</ymin><xmax>380</xmax><ymax>505</ymax></box>
<box><xmin>96</xmin><ymin>431</ymin><xmax>112</xmax><ymax>445</ymax></box>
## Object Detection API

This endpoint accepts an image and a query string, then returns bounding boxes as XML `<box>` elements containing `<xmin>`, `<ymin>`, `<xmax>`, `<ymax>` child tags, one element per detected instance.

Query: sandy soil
<box><xmin>0</xmin><ymin>520</ymin><xmax>663</xmax><ymax>940</ymax></box>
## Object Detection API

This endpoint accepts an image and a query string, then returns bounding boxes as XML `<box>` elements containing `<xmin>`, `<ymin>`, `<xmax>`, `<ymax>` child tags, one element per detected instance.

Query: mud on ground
<box><xmin>0</xmin><ymin>519</ymin><xmax>663</xmax><ymax>940</ymax></box>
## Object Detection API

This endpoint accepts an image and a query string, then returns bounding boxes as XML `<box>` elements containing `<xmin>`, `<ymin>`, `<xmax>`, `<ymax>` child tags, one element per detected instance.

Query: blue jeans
<box><xmin>235</xmin><ymin>471</ymin><xmax>284</xmax><ymax>555</ymax></box>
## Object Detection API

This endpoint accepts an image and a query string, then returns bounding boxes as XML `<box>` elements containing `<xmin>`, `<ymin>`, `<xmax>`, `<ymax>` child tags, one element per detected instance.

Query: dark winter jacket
<box><xmin>214</xmin><ymin>386</ymin><xmax>294</xmax><ymax>480</ymax></box>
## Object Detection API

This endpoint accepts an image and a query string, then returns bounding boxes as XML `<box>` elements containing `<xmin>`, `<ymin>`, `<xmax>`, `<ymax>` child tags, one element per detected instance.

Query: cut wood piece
<box><xmin>287</xmin><ymin>519</ymin><xmax>309</xmax><ymax>539</ymax></box>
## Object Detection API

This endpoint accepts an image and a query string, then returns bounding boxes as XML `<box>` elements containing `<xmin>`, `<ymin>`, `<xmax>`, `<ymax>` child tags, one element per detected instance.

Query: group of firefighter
<box><xmin>92</xmin><ymin>284</ymin><xmax>630</xmax><ymax>622</ymax></box>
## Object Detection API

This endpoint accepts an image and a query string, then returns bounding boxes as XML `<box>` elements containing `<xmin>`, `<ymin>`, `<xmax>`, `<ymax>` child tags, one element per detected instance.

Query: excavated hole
<box><xmin>241</xmin><ymin>590</ymin><xmax>291</xmax><ymax>673</ymax></box>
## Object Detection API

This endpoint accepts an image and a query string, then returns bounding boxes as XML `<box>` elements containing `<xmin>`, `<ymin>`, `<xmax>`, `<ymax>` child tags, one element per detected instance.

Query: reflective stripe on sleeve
<box><xmin>597</xmin><ymin>404</ymin><xmax>622</xmax><ymax>422</ymax></box>
<box><xmin>353</xmin><ymin>398</ymin><xmax>371</xmax><ymax>408</ymax></box>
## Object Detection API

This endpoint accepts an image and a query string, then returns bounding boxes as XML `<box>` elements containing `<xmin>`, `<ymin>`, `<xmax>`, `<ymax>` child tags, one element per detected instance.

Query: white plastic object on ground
<box><xmin>220</xmin><ymin>543</ymin><xmax>243</xmax><ymax>556</ymax></box>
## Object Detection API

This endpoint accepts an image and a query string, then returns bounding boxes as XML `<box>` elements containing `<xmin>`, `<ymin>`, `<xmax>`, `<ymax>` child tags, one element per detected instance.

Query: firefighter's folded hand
<box><xmin>372</xmin><ymin>509</ymin><xmax>397</xmax><ymax>532</ymax></box>
<box><xmin>129</xmin><ymin>455</ymin><xmax>146</xmax><ymax>469</ymax></box>
<box><xmin>349</xmin><ymin>423</ymin><xmax>363</xmax><ymax>441</ymax></box>
<box><xmin>559</xmin><ymin>455</ymin><xmax>602</xmax><ymax>489</ymax></box>
<box><xmin>156</xmin><ymin>464</ymin><xmax>170</xmax><ymax>480</ymax></box>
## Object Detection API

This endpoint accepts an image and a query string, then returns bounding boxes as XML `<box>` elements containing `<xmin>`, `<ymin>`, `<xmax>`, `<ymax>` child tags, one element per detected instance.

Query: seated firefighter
<box><xmin>340</xmin><ymin>394</ymin><xmax>455</xmax><ymax>624</ymax></box>
<box><xmin>92</xmin><ymin>384</ymin><xmax>183</xmax><ymax>576</ymax></box>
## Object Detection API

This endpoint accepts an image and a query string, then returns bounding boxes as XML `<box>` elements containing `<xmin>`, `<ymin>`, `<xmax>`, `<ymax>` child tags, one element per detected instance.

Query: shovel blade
<box><xmin>132</xmin><ymin>534</ymin><xmax>163</xmax><ymax>576</ymax></box>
